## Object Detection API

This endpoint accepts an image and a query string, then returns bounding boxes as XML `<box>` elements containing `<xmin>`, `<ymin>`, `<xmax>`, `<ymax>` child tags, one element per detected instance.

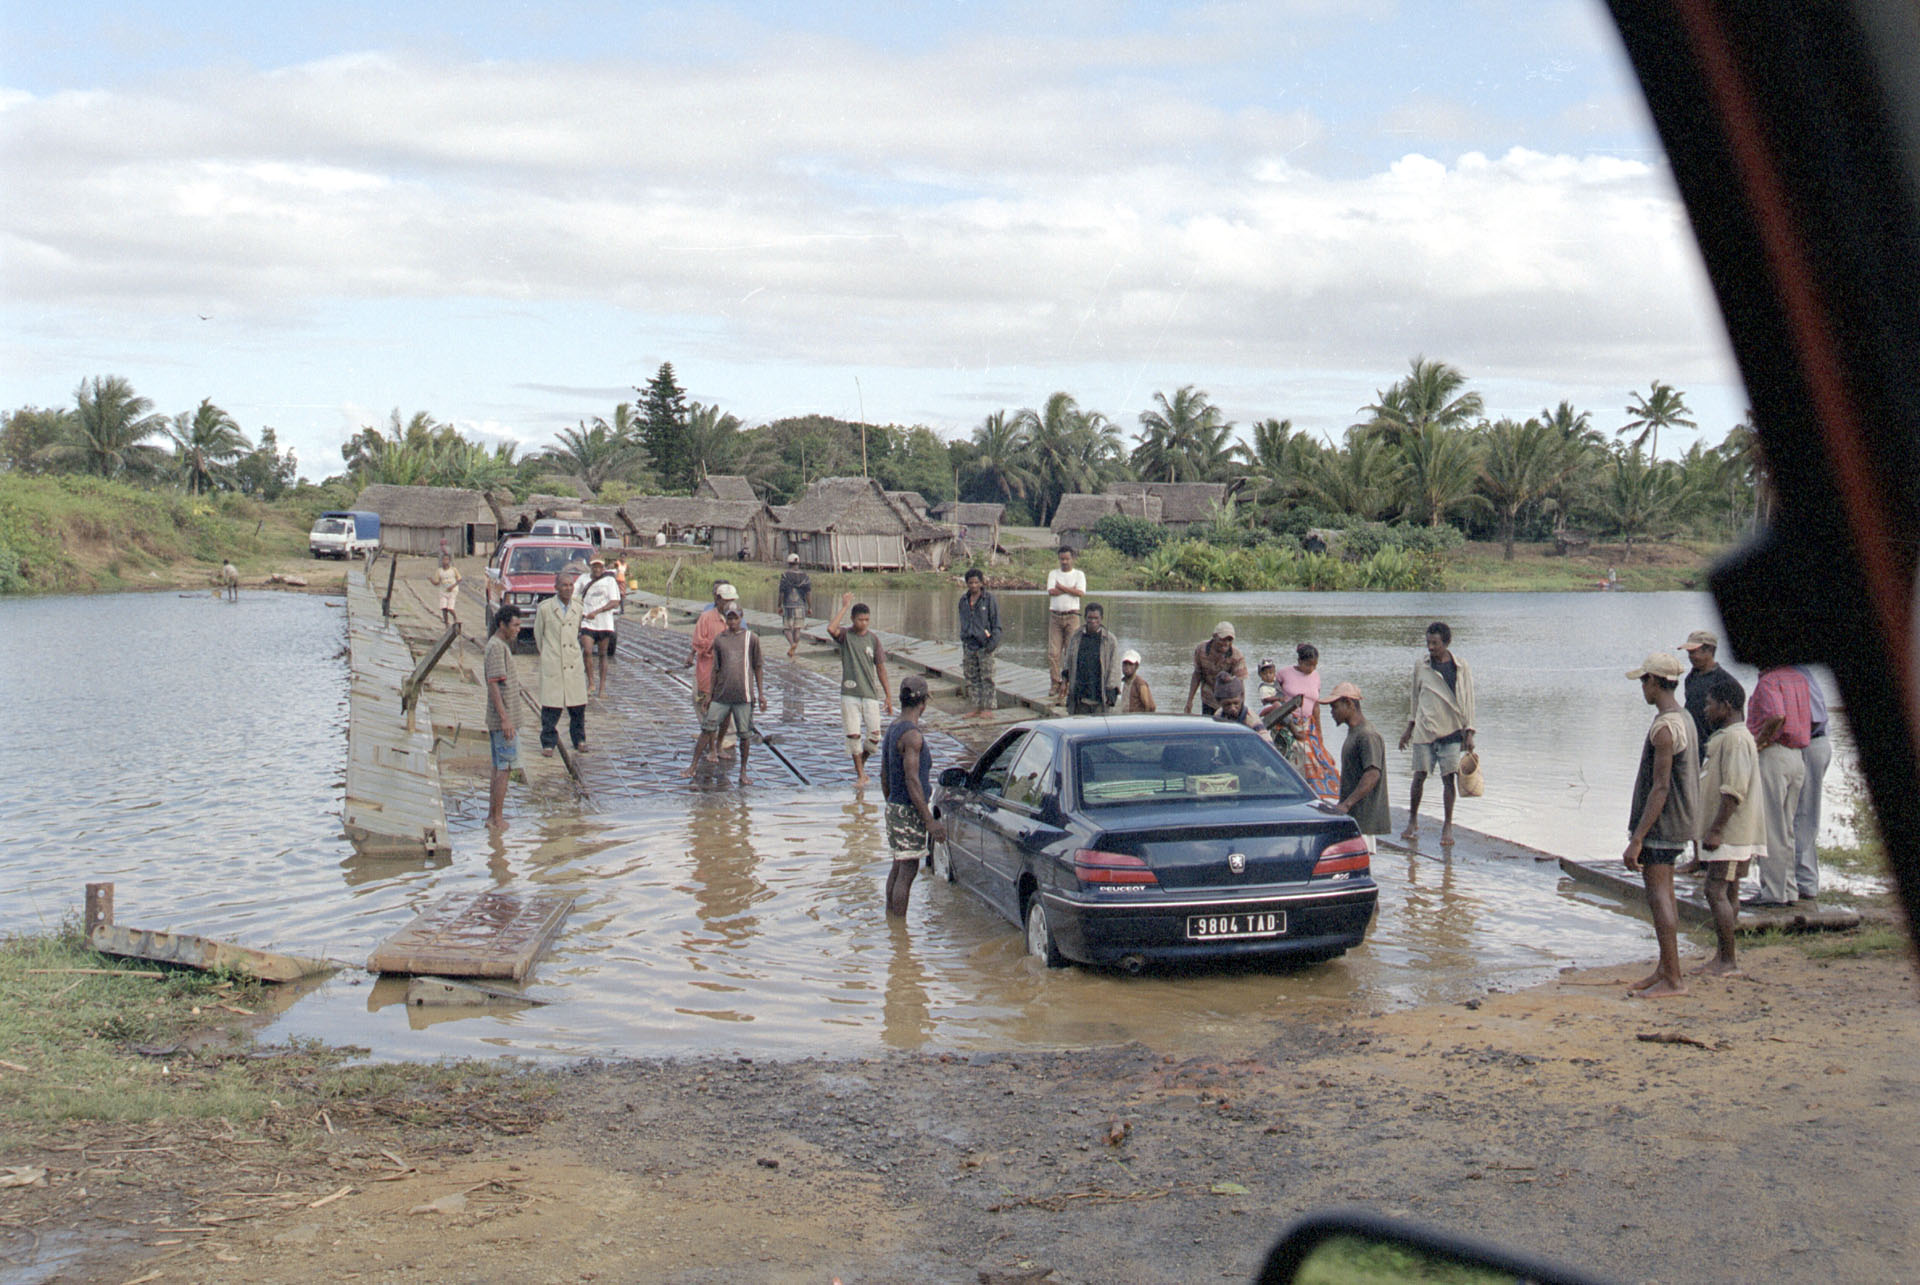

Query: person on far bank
<box><xmin>684</xmin><ymin>607</ymin><xmax>766</xmax><ymax>784</ymax></box>
<box><xmin>1119</xmin><ymin>650</ymin><xmax>1156</xmax><ymax>713</ymax></box>
<box><xmin>483</xmin><ymin>605</ymin><xmax>526</xmax><ymax>831</ymax></box>
<box><xmin>1679</xmin><ymin>629</ymin><xmax>1727</xmax><ymax>762</ymax></box>
<box><xmin>1622</xmin><ymin>651</ymin><xmax>1698</xmax><ymax>999</ymax></box>
<box><xmin>1792</xmin><ymin>664</ymin><xmax>1832</xmax><ymax>906</ymax></box>
<box><xmin>1692</xmin><ymin>672</ymin><xmax>1762</xmax><ymax>976</ymax></box>
<box><xmin>828</xmin><ymin>592</ymin><xmax>893</xmax><ymax>785</ymax></box>
<box><xmin>535</xmin><ymin>566</ymin><xmax>589</xmax><ymax>758</ymax></box>
<box><xmin>1746</xmin><ymin>664</ymin><xmax>1812</xmax><ymax>908</ymax></box>
<box><xmin>1399</xmin><ymin>621</ymin><xmax>1475</xmax><ymax>847</ymax></box>
<box><xmin>880</xmin><ymin>676</ymin><xmax>945</xmax><ymax>917</ymax></box>
<box><xmin>579</xmin><ymin>557</ymin><xmax>621</xmax><ymax>699</ymax></box>
<box><xmin>1185</xmin><ymin>622</ymin><xmax>1247</xmax><ymax>717</ymax></box>
<box><xmin>433</xmin><ymin>552</ymin><xmax>462</xmax><ymax>627</ymax></box>
<box><xmin>1059</xmin><ymin>603</ymin><xmax>1118</xmax><ymax>715</ymax></box>
<box><xmin>957</xmin><ymin>568</ymin><xmax>1001</xmax><ymax>720</ymax></box>
<box><xmin>1328</xmin><ymin>682</ymin><xmax>1388</xmax><ymax>854</ymax></box>
<box><xmin>220</xmin><ymin>559</ymin><xmax>239</xmax><ymax>601</ymax></box>
<box><xmin>1045</xmin><ymin>547</ymin><xmax>1087</xmax><ymax>704</ymax></box>
<box><xmin>778</xmin><ymin>553</ymin><xmax>812</xmax><ymax>658</ymax></box>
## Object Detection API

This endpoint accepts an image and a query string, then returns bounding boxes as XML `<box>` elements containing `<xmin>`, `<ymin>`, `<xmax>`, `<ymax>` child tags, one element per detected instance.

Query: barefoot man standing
<box><xmin>880</xmin><ymin>676</ymin><xmax>945</xmax><ymax>917</ymax></box>
<box><xmin>1693</xmin><ymin>672</ymin><xmax>1761</xmax><ymax>977</ymax></box>
<box><xmin>1623</xmin><ymin>651</ymin><xmax>1698</xmax><ymax>998</ymax></box>
<box><xmin>828</xmin><ymin>593</ymin><xmax>892</xmax><ymax>785</ymax></box>
<box><xmin>683</xmin><ymin>607</ymin><xmax>766</xmax><ymax>784</ymax></box>
<box><xmin>1399</xmin><ymin>621</ymin><xmax>1475</xmax><ymax>847</ymax></box>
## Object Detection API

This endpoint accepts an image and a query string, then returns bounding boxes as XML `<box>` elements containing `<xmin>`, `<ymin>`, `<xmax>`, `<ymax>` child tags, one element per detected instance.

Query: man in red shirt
<box><xmin>1746</xmin><ymin>665</ymin><xmax>1811</xmax><ymax>907</ymax></box>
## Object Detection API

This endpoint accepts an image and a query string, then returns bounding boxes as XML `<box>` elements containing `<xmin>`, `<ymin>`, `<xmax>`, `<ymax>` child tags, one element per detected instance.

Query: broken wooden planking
<box><xmin>90</xmin><ymin>924</ymin><xmax>334</xmax><ymax>983</ymax></box>
<box><xmin>367</xmin><ymin>891</ymin><xmax>574</xmax><ymax>981</ymax></box>
<box><xmin>405</xmin><ymin>976</ymin><xmax>545</xmax><ymax>1008</ymax></box>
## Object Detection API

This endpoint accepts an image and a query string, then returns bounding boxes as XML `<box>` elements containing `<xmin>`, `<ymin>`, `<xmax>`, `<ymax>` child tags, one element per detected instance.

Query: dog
<box><xmin>639</xmin><ymin>604</ymin><xmax>670</xmax><ymax>628</ymax></box>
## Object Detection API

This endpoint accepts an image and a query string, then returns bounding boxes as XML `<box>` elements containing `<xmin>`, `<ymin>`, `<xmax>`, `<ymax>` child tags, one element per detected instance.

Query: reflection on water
<box><xmin>0</xmin><ymin>587</ymin><xmax>1859</xmax><ymax>1063</ymax></box>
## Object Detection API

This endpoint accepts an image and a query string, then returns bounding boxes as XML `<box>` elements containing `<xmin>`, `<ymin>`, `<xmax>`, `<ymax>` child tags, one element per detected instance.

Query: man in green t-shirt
<box><xmin>827</xmin><ymin>592</ymin><xmax>894</xmax><ymax>785</ymax></box>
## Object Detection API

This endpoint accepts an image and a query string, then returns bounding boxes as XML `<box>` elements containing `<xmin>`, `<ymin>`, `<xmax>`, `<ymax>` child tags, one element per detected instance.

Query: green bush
<box><xmin>1091</xmin><ymin>512</ymin><xmax>1167</xmax><ymax>558</ymax></box>
<box><xmin>1342</xmin><ymin>522</ymin><xmax>1465</xmax><ymax>560</ymax></box>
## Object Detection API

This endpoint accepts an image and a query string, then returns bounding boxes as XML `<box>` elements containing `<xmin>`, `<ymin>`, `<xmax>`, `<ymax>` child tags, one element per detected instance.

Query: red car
<box><xmin>485</xmin><ymin>535</ymin><xmax>594</xmax><ymax>645</ymax></box>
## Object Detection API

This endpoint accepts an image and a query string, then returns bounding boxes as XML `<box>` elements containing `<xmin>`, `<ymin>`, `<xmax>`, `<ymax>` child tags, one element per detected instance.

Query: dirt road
<box><xmin>20</xmin><ymin>938</ymin><xmax>1914</xmax><ymax>1285</ymax></box>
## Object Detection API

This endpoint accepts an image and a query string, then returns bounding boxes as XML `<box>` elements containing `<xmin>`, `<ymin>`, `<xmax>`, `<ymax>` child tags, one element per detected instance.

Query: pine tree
<box><xmin>637</xmin><ymin>363</ymin><xmax>690</xmax><ymax>491</ymax></box>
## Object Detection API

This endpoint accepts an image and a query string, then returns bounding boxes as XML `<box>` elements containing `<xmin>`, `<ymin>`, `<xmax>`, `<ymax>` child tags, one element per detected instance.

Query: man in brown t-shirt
<box><xmin>684</xmin><ymin>607</ymin><xmax>766</xmax><ymax>784</ymax></box>
<box><xmin>1184</xmin><ymin>622</ymin><xmax>1247</xmax><ymax>716</ymax></box>
<box><xmin>484</xmin><ymin>606</ymin><xmax>527</xmax><ymax>831</ymax></box>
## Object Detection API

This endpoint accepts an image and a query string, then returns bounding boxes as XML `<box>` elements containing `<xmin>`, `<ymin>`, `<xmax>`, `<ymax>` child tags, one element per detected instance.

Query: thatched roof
<box><xmin>695</xmin><ymin>475</ymin><xmax>759</xmax><ymax>502</ymax></box>
<box><xmin>356</xmin><ymin>483</ymin><xmax>493</xmax><ymax>528</ymax></box>
<box><xmin>1108</xmin><ymin>481</ymin><xmax>1234</xmax><ymax>524</ymax></box>
<box><xmin>887</xmin><ymin>490</ymin><xmax>931</xmax><ymax>520</ymax></box>
<box><xmin>931</xmin><ymin>501</ymin><xmax>1005</xmax><ymax>526</ymax></box>
<box><xmin>1050</xmin><ymin>492</ymin><xmax>1162</xmax><ymax>532</ymax></box>
<box><xmin>619</xmin><ymin>496</ymin><xmax>766</xmax><ymax>534</ymax></box>
<box><xmin>777</xmin><ymin>477</ymin><xmax>917</xmax><ymax>536</ymax></box>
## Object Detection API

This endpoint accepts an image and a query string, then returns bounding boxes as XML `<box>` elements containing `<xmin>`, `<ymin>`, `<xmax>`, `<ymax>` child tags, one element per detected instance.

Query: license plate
<box><xmin>1185</xmin><ymin>911</ymin><xmax>1285</xmax><ymax>940</ymax></box>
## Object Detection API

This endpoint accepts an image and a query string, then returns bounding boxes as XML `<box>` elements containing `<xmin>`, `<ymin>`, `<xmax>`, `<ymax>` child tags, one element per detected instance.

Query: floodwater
<box><xmin>0</xmin><ymin>587</ymin><xmax>1861</xmax><ymax>1063</ymax></box>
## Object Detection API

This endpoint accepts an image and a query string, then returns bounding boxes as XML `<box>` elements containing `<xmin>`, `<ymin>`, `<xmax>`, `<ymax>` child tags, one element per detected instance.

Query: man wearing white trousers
<box><xmin>1793</xmin><ymin>665</ymin><xmax>1833</xmax><ymax>905</ymax></box>
<box><xmin>1745</xmin><ymin>665</ymin><xmax>1812</xmax><ymax>908</ymax></box>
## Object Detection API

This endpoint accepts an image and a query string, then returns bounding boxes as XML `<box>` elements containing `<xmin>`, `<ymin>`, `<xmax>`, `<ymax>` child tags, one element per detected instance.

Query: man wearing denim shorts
<box><xmin>1398</xmin><ymin>621</ymin><xmax>1475</xmax><ymax>847</ymax></box>
<box><xmin>484</xmin><ymin>606</ymin><xmax>526</xmax><ymax>832</ymax></box>
<box><xmin>684</xmin><ymin>607</ymin><xmax>765</xmax><ymax>784</ymax></box>
<box><xmin>827</xmin><ymin>592</ymin><xmax>892</xmax><ymax>785</ymax></box>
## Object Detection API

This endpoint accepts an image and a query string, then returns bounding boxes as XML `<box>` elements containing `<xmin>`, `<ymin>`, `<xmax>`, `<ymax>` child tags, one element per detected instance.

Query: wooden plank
<box><xmin>367</xmin><ymin>891</ymin><xmax>575</xmax><ymax>980</ymax></box>
<box><xmin>90</xmin><ymin>924</ymin><xmax>334</xmax><ymax>983</ymax></box>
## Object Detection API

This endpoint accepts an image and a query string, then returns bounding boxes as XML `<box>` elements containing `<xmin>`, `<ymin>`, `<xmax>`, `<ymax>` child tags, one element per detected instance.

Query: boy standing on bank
<box><xmin>1692</xmin><ymin>672</ymin><xmax>1761</xmax><ymax>976</ymax></box>
<box><xmin>828</xmin><ymin>592</ymin><xmax>893</xmax><ymax>785</ymax></box>
<box><xmin>1623</xmin><ymin>651</ymin><xmax>1698</xmax><ymax>999</ymax></box>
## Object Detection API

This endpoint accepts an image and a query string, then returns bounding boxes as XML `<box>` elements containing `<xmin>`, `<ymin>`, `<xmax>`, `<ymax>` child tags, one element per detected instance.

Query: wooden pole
<box><xmin>383</xmin><ymin>554</ymin><xmax>399</xmax><ymax>618</ymax></box>
<box><xmin>84</xmin><ymin>882</ymin><xmax>114</xmax><ymax>935</ymax></box>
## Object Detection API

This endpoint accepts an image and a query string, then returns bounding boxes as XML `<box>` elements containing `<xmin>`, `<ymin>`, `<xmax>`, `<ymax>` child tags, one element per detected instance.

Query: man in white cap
<box><xmin>685</xmin><ymin>580</ymin><xmax>738</xmax><ymax>743</ymax></box>
<box><xmin>777</xmin><ymin>553</ymin><xmax>812</xmax><ymax>658</ymax></box>
<box><xmin>1328</xmin><ymin>682</ymin><xmax>1387</xmax><ymax>853</ymax></box>
<box><xmin>1678</xmin><ymin>628</ymin><xmax>1727</xmax><ymax>762</ymax></box>
<box><xmin>579</xmin><ymin>556</ymin><xmax>621</xmax><ymax>699</ymax></box>
<box><xmin>1119</xmin><ymin>650</ymin><xmax>1156</xmax><ymax>713</ymax></box>
<box><xmin>1623</xmin><ymin>650</ymin><xmax>1698</xmax><ymax>998</ymax></box>
<box><xmin>1185</xmin><ymin>622</ymin><xmax>1247</xmax><ymax>717</ymax></box>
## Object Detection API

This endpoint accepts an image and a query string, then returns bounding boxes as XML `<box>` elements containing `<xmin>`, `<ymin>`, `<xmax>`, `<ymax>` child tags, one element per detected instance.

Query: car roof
<box><xmin>1010</xmin><ymin>715</ymin><xmax>1264</xmax><ymax>742</ymax></box>
<box><xmin>504</xmin><ymin>536</ymin><xmax>593</xmax><ymax>548</ymax></box>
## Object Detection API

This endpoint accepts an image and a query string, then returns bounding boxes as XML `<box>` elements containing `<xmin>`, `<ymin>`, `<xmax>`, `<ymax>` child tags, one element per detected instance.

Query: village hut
<box><xmin>931</xmin><ymin>501</ymin><xmax>1005</xmax><ymax>559</ymax></box>
<box><xmin>1107</xmin><ymin>481</ymin><xmax>1244</xmax><ymax>535</ymax></box>
<box><xmin>1050</xmin><ymin>491</ymin><xmax>1162</xmax><ymax>551</ymax></box>
<box><xmin>618</xmin><ymin>496</ymin><xmax>775</xmax><ymax>561</ymax></box>
<box><xmin>775</xmin><ymin>477</ymin><xmax>953</xmax><ymax>570</ymax></box>
<box><xmin>355</xmin><ymin>483</ymin><xmax>498</xmax><ymax>556</ymax></box>
<box><xmin>695</xmin><ymin>475</ymin><xmax>759</xmax><ymax>503</ymax></box>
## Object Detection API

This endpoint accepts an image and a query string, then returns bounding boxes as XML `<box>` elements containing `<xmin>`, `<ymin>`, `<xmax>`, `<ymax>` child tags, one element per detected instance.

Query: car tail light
<box><xmin>1074</xmin><ymin>849</ymin><xmax>1158</xmax><ymax>886</ymax></box>
<box><xmin>1313</xmin><ymin>837</ymin><xmax>1371</xmax><ymax>876</ymax></box>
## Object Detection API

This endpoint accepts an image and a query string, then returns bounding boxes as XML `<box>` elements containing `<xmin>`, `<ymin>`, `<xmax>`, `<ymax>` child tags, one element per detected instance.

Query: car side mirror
<box><xmin>939</xmin><ymin>766</ymin><xmax>969</xmax><ymax>789</ymax></box>
<box><xmin>1257</xmin><ymin>1210</ymin><xmax>1606</xmax><ymax>1285</ymax></box>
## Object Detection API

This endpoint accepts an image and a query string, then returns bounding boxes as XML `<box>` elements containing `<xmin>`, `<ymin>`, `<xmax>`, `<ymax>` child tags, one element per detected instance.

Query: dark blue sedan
<box><xmin>930</xmin><ymin>715</ymin><xmax>1378</xmax><ymax>970</ymax></box>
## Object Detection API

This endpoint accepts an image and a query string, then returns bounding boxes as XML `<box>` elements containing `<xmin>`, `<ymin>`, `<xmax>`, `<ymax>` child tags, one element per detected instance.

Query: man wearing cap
<box><xmin>1059</xmin><ymin>603</ymin><xmax>1118</xmax><ymax>715</ymax></box>
<box><xmin>684</xmin><ymin>606</ymin><xmax>766</xmax><ymax>784</ymax></box>
<box><xmin>1119</xmin><ymin>650</ymin><xmax>1156</xmax><ymax>713</ymax></box>
<box><xmin>879</xmin><ymin>675</ymin><xmax>945</xmax><ymax>916</ymax></box>
<box><xmin>686</xmin><ymin>581</ymin><xmax>737</xmax><ymax>736</ymax></box>
<box><xmin>1045</xmin><ymin>548</ymin><xmax>1088</xmax><ymax>704</ymax></box>
<box><xmin>1329</xmin><ymin>683</ymin><xmax>1388</xmax><ymax>853</ymax></box>
<box><xmin>1679</xmin><ymin>629</ymin><xmax>1727</xmax><ymax>762</ymax></box>
<box><xmin>1185</xmin><ymin>623</ymin><xmax>1248</xmax><ymax>717</ymax></box>
<box><xmin>1623</xmin><ymin>651</ymin><xmax>1698</xmax><ymax>999</ymax></box>
<box><xmin>579</xmin><ymin>557</ymin><xmax>621</xmax><ymax>699</ymax></box>
<box><xmin>1398</xmin><ymin>621</ymin><xmax>1475</xmax><ymax>847</ymax></box>
<box><xmin>777</xmin><ymin>553</ymin><xmax>812</xmax><ymax>658</ymax></box>
<box><xmin>957</xmin><ymin>568</ymin><xmax>1001</xmax><ymax>719</ymax></box>
<box><xmin>534</xmin><ymin>564</ymin><xmax>590</xmax><ymax>757</ymax></box>
<box><xmin>1746</xmin><ymin>664</ymin><xmax>1812</xmax><ymax>907</ymax></box>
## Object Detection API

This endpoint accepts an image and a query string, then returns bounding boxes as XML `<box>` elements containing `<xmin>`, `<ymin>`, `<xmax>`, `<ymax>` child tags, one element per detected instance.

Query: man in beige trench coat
<box><xmin>535</xmin><ymin>566</ymin><xmax>590</xmax><ymax>756</ymax></box>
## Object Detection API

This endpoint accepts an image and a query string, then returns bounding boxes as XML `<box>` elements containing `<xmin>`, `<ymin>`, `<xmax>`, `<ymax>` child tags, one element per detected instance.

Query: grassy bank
<box><xmin>0</xmin><ymin>473</ymin><xmax>318</xmax><ymax>594</ymax></box>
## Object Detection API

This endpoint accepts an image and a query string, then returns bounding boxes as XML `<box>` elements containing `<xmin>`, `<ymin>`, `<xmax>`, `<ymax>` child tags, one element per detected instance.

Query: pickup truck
<box><xmin>485</xmin><ymin>536</ymin><xmax>595</xmax><ymax>644</ymax></box>
<box><xmin>309</xmin><ymin>510</ymin><xmax>380</xmax><ymax>559</ymax></box>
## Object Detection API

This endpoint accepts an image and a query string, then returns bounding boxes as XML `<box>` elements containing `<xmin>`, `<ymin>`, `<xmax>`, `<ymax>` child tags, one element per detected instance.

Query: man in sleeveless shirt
<box><xmin>1624</xmin><ymin>651</ymin><xmax>1698</xmax><ymax>999</ymax></box>
<box><xmin>880</xmin><ymin>676</ymin><xmax>945</xmax><ymax>917</ymax></box>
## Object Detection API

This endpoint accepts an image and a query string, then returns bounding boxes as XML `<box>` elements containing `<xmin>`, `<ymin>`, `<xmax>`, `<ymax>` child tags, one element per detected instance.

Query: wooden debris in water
<box><xmin>367</xmin><ymin>891</ymin><xmax>574</xmax><ymax>981</ymax></box>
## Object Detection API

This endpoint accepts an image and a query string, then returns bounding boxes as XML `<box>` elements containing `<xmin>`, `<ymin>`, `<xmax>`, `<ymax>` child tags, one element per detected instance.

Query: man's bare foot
<box><xmin>1690</xmin><ymin>959</ymin><xmax>1743</xmax><ymax>977</ymax></box>
<box><xmin>680</xmin><ymin>762</ymin><xmax>697</xmax><ymax>778</ymax></box>
<box><xmin>1439</xmin><ymin>825</ymin><xmax>1455</xmax><ymax>847</ymax></box>
<box><xmin>853</xmin><ymin>771</ymin><xmax>869</xmax><ymax>786</ymax></box>
<box><xmin>1633</xmin><ymin>978</ymin><xmax>1689</xmax><ymax>999</ymax></box>
<box><xmin>542</xmin><ymin>746</ymin><xmax>555</xmax><ymax>757</ymax></box>
<box><xmin>1626</xmin><ymin>970</ymin><xmax>1664</xmax><ymax>992</ymax></box>
<box><xmin>485</xmin><ymin>817</ymin><xmax>508</xmax><ymax>831</ymax></box>
<box><xmin>738</xmin><ymin>772</ymin><xmax>750</xmax><ymax>785</ymax></box>
<box><xmin>1399</xmin><ymin>825</ymin><xmax>1420</xmax><ymax>842</ymax></box>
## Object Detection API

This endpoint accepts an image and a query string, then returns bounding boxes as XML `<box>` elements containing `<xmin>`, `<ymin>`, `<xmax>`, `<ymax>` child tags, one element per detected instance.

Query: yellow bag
<box><xmin>1458</xmin><ymin>751</ymin><xmax>1484</xmax><ymax>798</ymax></box>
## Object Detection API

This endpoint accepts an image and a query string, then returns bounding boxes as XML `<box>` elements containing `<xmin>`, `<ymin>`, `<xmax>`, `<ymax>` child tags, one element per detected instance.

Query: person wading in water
<box><xmin>880</xmin><ymin>676</ymin><xmax>945</xmax><ymax>917</ymax></box>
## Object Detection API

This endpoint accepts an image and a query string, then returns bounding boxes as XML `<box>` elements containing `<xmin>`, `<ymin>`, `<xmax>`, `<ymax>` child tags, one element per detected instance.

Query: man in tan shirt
<box><xmin>1398</xmin><ymin>621</ymin><xmax>1475</xmax><ymax>846</ymax></box>
<box><xmin>1692</xmin><ymin>672</ymin><xmax>1763</xmax><ymax>976</ymax></box>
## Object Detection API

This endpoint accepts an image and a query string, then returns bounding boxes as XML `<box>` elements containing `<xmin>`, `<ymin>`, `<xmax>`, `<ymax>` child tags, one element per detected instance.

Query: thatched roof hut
<box><xmin>695</xmin><ymin>475</ymin><xmax>759</xmax><ymax>503</ymax></box>
<box><xmin>775</xmin><ymin>477</ymin><xmax>953</xmax><ymax>570</ymax></box>
<box><xmin>931</xmin><ymin>501</ymin><xmax>1005</xmax><ymax>559</ymax></box>
<box><xmin>1107</xmin><ymin>481</ymin><xmax>1243</xmax><ymax>530</ymax></box>
<box><xmin>1049</xmin><ymin>492</ymin><xmax>1162</xmax><ymax>550</ymax></box>
<box><xmin>355</xmin><ymin>483</ymin><xmax>499</xmax><ymax>556</ymax></box>
<box><xmin>619</xmin><ymin>496</ymin><xmax>775</xmax><ymax>561</ymax></box>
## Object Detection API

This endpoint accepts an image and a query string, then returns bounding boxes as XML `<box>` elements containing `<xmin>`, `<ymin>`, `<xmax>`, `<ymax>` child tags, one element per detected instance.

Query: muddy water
<box><xmin>0</xmin><ymin>588</ymin><xmax>1860</xmax><ymax>1064</ymax></box>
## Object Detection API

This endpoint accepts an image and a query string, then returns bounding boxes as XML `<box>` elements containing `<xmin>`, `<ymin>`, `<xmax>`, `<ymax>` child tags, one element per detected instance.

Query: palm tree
<box><xmin>544</xmin><ymin>418</ymin><xmax>648</xmax><ymax>494</ymax></box>
<box><xmin>1717</xmin><ymin>410</ymin><xmax>1769</xmax><ymax>532</ymax></box>
<box><xmin>681</xmin><ymin>402</ymin><xmax>742</xmax><ymax>485</ymax></box>
<box><xmin>1298</xmin><ymin>432</ymin><xmax>1398</xmax><ymax>522</ymax></box>
<box><xmin>44</xmin><ymin>376</ymin><xmax>169</xmax><ymax>478</ymax></box>
<box><xmin>166</xmin><ymin>398</ymin><xmax>251</xmax><ymax>494</ymax></box>
<box><xmin>1536</xmin><ymin>400</ymin><xmax>1608</xmax><ymax>535</ymax></box>
<box><xmin>1398</xmin><ymin>425</ymin><xmax>1486</xmax><ymax>528</ymax></box>
<box><xmin>1618</xmin><ymin>380</ymin><xmax>1696</xmax><ymax>460</ymax></box>
<box><xmin>1357</xmin><ymin>357</ymin><xmax>1484</xmax><ymax>446</ymax></box>
<box><xmin>1477</xmin><ymin>417</ymin><xmax>1562</xmax><ymax>559</ymax></box>
<box><xmin>1596</xmin><ymin>448</ymin><xmax>1686</xmax><ymax>558</ymax></box>
<box><xmin>967</xmin><ymin>410</ymin><xmax>1037</xmax><ymax>505</ymax></box>
<box><xmin>1017</xmin><ymin>392</ymin><xmax>1124</xmax><ymax>523</ymax></box>
<box><xmin>1131</xmin><ymin>385</ymin><xmax>1238</xmax><ymax>482</ymax></box>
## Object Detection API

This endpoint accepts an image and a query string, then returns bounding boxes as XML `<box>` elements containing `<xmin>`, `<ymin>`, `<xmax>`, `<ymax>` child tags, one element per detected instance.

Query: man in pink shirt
<box><xmin>1746</xmin><ymin>665</ymin><xmax>1811</xmax><ymax>907</ymax></box>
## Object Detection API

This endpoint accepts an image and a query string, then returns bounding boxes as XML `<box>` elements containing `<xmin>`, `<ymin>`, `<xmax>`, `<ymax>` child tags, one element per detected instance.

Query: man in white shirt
<box><xmin>579</xmin><ymin>558</ymin><xmax>622</xmax><ymax>699</ymax></box>
<box><xmin>1045</xmin><ymin>547</ymin><xmax>1087</xmax><ymax>704</ymax></box>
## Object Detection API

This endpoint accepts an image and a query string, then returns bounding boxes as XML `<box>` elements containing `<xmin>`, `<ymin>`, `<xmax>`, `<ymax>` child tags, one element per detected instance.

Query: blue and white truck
<box><xmin>309</xmin><ymin>510</ymin><xmax>381</xmax><ymax>559</ymax></box>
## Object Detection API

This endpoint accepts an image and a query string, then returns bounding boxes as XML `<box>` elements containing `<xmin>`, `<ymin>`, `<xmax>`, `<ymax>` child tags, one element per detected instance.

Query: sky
<box><xmin>0</xmin><ymin>1</ymin><xmax>1750</xmax><ymax>481</ymax></box>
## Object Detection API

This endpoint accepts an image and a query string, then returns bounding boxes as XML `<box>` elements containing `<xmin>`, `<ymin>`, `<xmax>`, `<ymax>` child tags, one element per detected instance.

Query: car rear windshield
<box><xmin>1075</xmin><ymin>734</ymin><xmax>1313</xmax><ymax>807</ymax></box>
<box><xmin>506</xmin><ymin>546</ymin><xmax>582</xmax><ymax>575</ymax></box>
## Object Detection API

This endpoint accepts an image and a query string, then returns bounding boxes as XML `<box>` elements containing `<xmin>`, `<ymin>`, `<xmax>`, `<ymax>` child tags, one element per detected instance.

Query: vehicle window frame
<box><xmin>971</xmin><ymin>730</ymin><xmax>1031</xmax><ymax>798</ymax></box>
<box><xmin>999</xmin><ymin>732</ymin><xmax>1057</xmax><ymax>812</ymax></box>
